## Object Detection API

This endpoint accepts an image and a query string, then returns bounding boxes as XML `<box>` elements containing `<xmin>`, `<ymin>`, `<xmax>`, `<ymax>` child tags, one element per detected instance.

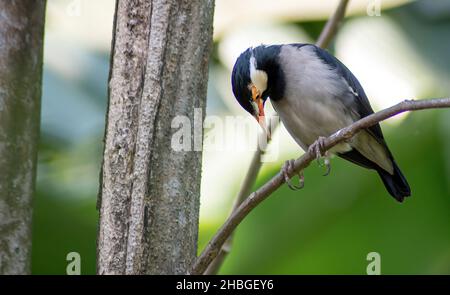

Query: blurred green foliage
<box><xmin>32</xmin><ymin>192</ymin><xmax>97</xmax><ymax>274</ymax></box>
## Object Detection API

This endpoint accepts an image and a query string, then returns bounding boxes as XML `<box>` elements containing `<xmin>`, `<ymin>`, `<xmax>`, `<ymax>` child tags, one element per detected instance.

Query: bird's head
<box><xmin>231</xmin><ymin>45</ymin><xmax>283</xmax><ymax>137</ymax></box>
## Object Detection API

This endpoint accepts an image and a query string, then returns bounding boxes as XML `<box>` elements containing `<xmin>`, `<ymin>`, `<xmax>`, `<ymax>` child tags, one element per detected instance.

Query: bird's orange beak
<box><xmin>251</xmin><ymin>85</ymin><xmax>270</xmax><ymax>140</ymax></box>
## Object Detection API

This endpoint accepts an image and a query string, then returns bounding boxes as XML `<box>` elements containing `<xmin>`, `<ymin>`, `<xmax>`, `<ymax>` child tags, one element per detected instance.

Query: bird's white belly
<box><xmin>272</xmin><ymin>95</ymin><xmax>354</xmax><ymax>153</ymax></box>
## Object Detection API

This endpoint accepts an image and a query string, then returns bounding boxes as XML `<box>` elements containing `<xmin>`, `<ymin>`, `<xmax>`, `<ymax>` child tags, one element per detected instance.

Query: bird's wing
<box><xmin>311</xmin><ymin>45</ymin><xmax>386</xmax><ymax>143</ymax></box>
<box><xmin>308</xmin><ymin>45</ymin><xmax>397</xmax><ymax>174</ymax></box>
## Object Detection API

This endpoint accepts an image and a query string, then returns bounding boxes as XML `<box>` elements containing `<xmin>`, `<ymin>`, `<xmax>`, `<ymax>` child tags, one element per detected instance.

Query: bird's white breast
<box><xmin>272</xmin><ymin>45</ymin><xmax>355</xmax><ymax>153</ymax></box>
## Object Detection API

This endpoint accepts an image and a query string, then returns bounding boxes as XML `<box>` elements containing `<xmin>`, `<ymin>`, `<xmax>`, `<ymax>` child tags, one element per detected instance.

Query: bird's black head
<box><xmin>231</xmin><ymin>45</ymin><xmax>284</xmax><ymax>131</ymax></box>
<box><xmin>231</xmin><ymin>48</ymin><xmax>254</xmax><ymax>116</ymax></box>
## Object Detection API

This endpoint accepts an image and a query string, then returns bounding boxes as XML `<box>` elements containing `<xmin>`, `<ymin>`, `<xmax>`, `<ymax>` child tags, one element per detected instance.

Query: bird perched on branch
<box><xmin>231</xmin><ymin>43</ymin><xmax>411</xmax><ymax>202</ymax></box>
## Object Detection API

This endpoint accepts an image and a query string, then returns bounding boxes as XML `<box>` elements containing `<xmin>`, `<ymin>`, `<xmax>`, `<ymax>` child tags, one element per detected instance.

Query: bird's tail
<box><xmin>377</xmin><ymin>160</ymin><xmax>411</xmax><ymax>202</ymax></box>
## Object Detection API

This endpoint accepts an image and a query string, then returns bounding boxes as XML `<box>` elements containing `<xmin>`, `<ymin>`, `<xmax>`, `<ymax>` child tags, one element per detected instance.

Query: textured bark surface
<box><xmin>0</xmin><ymin>1</ymin><xmax>46</xmax><ymax>274</ymax></box>
<box><xmin>97</xmin><ymin>0</ymin><xmax>214</xmax><ymax>274</ymax></box>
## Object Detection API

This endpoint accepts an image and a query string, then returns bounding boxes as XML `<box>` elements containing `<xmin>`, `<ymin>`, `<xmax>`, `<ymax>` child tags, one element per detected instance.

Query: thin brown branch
<box><xmin>202</xmin><ymin>0</ymin><xmax>351</xmax><ymax>275</ymax></box>
<box><xmin>316</xmin><ymin>0</ymin><xmax>350</xmax><ymax>49</ymax></box>
<box><xmin>191</xmin><ymin>97</ymin><xmax>450</xmax><ymax>275</ymax></box>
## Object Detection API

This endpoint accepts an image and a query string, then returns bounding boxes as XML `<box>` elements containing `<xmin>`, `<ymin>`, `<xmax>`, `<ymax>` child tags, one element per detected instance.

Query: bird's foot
<box><xmin>281</xmin><ymin>159</ymin><xmax>304</xmax><ymax>190</ymax></box>
<box><xmin>308</xmin><ymin>136</ymin><xmax>327</xmax><ymax>160</ymax></box>
<box><xmin>308</xmin><ymin>137</ymin><xmax>331</xmax><ymax>176</ymax></box>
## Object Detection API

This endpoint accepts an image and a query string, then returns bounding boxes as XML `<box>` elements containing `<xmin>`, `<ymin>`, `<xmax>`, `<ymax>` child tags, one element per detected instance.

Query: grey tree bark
<box><xmin>0</xmin><ymin>1</ymin><xmax>46</xmax><ymax>274</ymax></box>
<box><xmin>97</xmin><ymin>0</ymin><xmax>214</xmax><ymax>274</ymax></box>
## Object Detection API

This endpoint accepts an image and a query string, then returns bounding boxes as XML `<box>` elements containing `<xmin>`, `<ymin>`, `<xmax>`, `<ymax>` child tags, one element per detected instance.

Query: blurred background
<box><xmin>33</xmin><ymin>0</ymin><xmax>450</xmax><ymax>274</ymax></box>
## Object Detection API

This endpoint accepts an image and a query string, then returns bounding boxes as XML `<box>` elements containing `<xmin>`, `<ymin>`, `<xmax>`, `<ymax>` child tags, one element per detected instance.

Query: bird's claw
<box><xmin>281</xmin><ymin>159</ymin><xmax>304</xmax><ymax>190</ymax></box>
<box><xmin>308</xmin><ymin>137</ymin><xmax>332</xmax><ymax>176</ymax></box>
<box><xmin>308</xmin><ymin>136</ymin><xmax>326</xmax><ymax>160</ymax></box>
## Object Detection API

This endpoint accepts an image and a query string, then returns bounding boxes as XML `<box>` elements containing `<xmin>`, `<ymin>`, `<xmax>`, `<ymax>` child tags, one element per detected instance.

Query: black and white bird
<box><xmin>231</xmin><ymin>43</ymin><xmax>411</xmax><ymax>202</ymax></box>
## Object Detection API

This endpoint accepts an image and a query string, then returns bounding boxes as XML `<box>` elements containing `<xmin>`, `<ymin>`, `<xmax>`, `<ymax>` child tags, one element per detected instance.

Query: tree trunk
<box><xmin>0</xmin><ymin>1</ymin><xmax>46</xmax><ymax>275</ymax></box>
<box><xmin>97</xmin><ymin>0</ymin><xmax>214</xmax><ymax>274</ymax></box>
